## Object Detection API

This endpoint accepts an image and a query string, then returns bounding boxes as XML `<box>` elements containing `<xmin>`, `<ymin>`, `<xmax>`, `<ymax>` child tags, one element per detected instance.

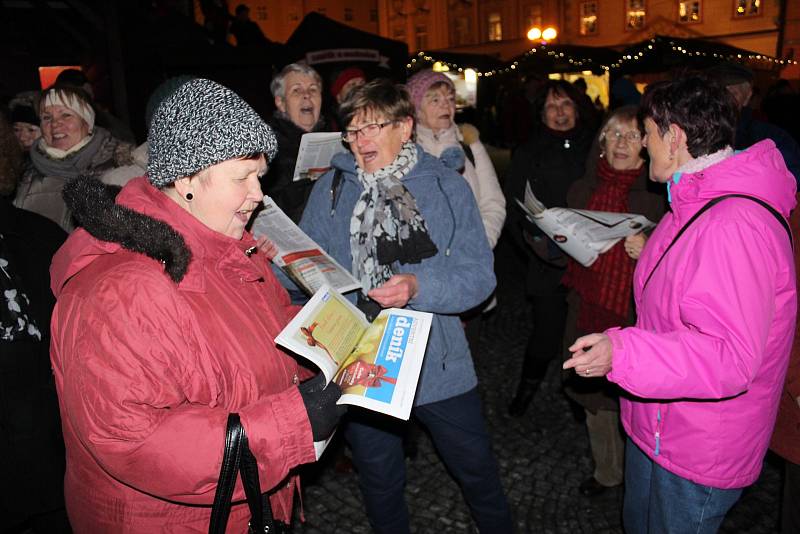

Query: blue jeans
<box><xmin>345</xmin><ymin>388</ymin><xmax>513</xmax><ymax>534</ymax></box>
<box><xmin>623</xmin><ymin>438</ymin><xmax>743</xmax><ymax>534</ymax></box>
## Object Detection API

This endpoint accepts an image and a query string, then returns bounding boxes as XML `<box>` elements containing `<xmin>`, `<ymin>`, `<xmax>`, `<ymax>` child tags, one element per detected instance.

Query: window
<box><xmin>316</xmin><ymin>7</ymin><xmax>326</xmax><ymax>15</ymax></box>
<box><xmin>370</xmin><ymin>8</ymin><xmax>378</xmax><ymax>22</ymax></box>
<box><xmin>626</xmin><ymin>0</ymin><xmax>645</xmax><ymax>30</ymax></box>
<box><xmin>416</xmin><ymin>24</ymin><xmax>428</xmax><ymax>49</ymax></box>
<box><xmin>255</xmin><ymin>6</ymin><xmax>267</xmax><ymax>20</ymax></box>
<box><xmin>579</xmin><ymin>2</ymin><xmax>598</xmax><ymax>35</ymax></box>
<box><xmin>734</xmin><ymin>0</ymin><xmax>760</xmax><ymax>17</ymax></box>
<box><xmin>488</xmin><ymin>12</ymin><xmax>502</xmax><ymax>41</ymax></box>
<box><xmin>393</xmin><ymin>26</ymin><xmax>406</xmax><ymax>41</ymax></box>
<box><xmin>525</xmin><ymin>4</ymin><xmax>543</xmax><ymax>31</ymax></box>
<box><xmin>678</xmin><ymin>0</ymin><xmax>701</xmax><ymax>23</ymax></box>
<box><xmin>344</xmin><ymin>7</ymin><xmax>354</xmax><ymax>21</ymax></box>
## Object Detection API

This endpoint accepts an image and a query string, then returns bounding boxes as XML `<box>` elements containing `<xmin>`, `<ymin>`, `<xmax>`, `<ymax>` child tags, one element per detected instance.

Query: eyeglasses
<box><xmin>604</xmin><ymin>130</ymin><xmax>642</xmax><ymax>143</ymax></box>
<box><xmin>342</xmin><ymin>121</ymin><xmax>396</xmax><ymax>143</ymax></box>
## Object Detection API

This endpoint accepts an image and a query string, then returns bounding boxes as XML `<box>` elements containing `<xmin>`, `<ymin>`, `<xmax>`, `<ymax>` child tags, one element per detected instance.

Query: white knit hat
<box><xmin>42</xmin><ymin>88</ymin><xmax>95</xmax><ymax>132</ymax></box>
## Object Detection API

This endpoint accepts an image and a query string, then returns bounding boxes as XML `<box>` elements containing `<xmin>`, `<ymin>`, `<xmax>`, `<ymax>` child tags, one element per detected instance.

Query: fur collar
<box><xmin>62</xmin><ymin>176</ymin><xmax>191</xmax><ymax>282</ymax></box>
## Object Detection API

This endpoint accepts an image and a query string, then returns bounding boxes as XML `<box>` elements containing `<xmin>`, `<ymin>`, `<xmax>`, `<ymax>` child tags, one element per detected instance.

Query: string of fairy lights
<box><xmin>406</xmin><ymin>37</ymin><xmax>798</xmax><ymax>78</ymax></box>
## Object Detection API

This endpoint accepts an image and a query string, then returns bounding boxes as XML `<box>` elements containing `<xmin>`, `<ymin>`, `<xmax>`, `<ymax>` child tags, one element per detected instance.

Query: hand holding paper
<box><xmin>368</xmin><ymin>274</ymin><xmax>418</xmax><ymax>308</ymax></box>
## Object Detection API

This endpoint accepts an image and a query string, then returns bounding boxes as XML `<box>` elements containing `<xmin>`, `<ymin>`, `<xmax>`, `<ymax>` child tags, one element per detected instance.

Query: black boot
<box><xmin>508</xmin><ymin>379</ymin><xmax>540</xmax><ymax>417</ymax></box>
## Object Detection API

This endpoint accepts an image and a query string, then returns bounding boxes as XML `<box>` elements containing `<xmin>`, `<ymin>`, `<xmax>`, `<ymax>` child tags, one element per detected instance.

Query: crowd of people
<box><xmin>2</xmin><ymin>52</ymin><xmax>800</xmax><ymax>534</ymax></box>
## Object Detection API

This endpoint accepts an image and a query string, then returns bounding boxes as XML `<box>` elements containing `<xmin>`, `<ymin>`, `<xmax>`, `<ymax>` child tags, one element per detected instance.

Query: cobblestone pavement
<box><xmin>293</xmin><ymin>239</ymin><xmax>783</xmax><ymax>533</ymax></box>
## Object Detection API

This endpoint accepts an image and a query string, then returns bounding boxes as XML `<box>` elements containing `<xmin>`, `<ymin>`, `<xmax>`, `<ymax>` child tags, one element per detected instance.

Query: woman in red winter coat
<box><xmin>49</xmin><ymin>78</ymin><xmax>343</xmax><ymax>533</ymax></box>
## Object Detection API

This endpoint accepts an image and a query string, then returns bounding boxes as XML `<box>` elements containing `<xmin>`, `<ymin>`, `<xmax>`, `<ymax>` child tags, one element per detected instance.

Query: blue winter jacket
<box><xmin>297</xmin><ymin>146</ymin><xmax>496</xmax><ymax>406</ymax></box>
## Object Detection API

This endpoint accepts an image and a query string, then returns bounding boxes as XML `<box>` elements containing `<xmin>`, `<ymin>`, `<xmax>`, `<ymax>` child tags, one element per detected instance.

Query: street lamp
<box><xmin>527</xmin><ymin>26</ymin><xmax>557</xmax><ymax>42</ymax></box>
<box><xmin>526</xmin><ymin>27</ymin><xmax>542</xmax><ymax>40</ymax></box>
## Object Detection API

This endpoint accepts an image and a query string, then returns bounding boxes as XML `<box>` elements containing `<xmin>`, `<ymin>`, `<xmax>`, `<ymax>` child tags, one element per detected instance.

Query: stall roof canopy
<box><xmin>511</xmin><ymin>44</ymin><xmax>621</xmax><ymax>76</ymax></box>
<box><xmin>412</xmin><ymin>35</ymin><xmax>789</xmax><ymax>79</ymax></box>
<box><xmin>612</xmin><ymin>35</ymin><xmax>785</xmax><ymax>75</ymax></box>
<box><xmin>408</xmin><ymin>50</ymin><xmax>505</xmax><ymax>75</ymax></box>
<box><xmin>285</xmin><ymin>13</ymin><xmax>408</xmax><ymax>78</ymax></box>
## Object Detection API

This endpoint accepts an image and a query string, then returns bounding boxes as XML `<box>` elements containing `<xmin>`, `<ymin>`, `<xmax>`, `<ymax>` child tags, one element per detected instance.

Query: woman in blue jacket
<box><xmin>298</xmin><ymin>79</ymin><xmax>513</xmax><ymax>533</ymax></box>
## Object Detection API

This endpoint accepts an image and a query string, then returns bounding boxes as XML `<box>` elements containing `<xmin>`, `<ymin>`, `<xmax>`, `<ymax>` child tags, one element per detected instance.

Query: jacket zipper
<box><xmin>655</xmin><ymin>406</ymin><xmax>662</xmax><ymax>456</ymax></box>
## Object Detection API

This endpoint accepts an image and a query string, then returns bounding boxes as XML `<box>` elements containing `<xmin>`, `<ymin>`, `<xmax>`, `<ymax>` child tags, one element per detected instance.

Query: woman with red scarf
<box><xmin>561</xmin><ymin>106</ymin><xmax>665</xmax><ymax>497</ymax></box>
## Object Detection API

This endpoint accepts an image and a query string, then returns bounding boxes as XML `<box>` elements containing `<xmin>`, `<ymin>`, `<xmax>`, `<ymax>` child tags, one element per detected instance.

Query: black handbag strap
<box><xmin>643</xmin><ymin>194</ymin><xmax>793</xmax><ymax>292</ymax></box>
<box><xmin>209</xmin><ymin>414</ymin><xmax>244</xmax><ymax>534</ymax></box>
<box><xmin>209</xmin><ymin>413</ymin><xmax>276</xmax><ymax>534</ymax></box>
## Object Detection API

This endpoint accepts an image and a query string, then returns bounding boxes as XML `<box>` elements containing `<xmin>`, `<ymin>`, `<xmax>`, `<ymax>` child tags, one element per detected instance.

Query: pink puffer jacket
<box><xmin>606</xmin><ymin>140</ymin><xmax>797</xmax><ymax>489</ymax></box>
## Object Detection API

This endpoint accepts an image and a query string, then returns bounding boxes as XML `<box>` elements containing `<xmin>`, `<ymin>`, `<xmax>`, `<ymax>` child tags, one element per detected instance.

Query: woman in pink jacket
<box><xmin>49</xmin><ymin>79</ymin><xmax>343</xmax><ymax>533</ymax></box>
<box><xmin>564</xmin><ymin>76</ymin><xmax>796</xmax><ymax>532</ymax></box>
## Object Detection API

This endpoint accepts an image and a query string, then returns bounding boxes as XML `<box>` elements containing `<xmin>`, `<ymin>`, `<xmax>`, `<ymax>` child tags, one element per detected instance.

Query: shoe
<box><xmin>578</xmin><ymin>477</ymin><xmax>618</xmax><ymax>497</ymax></box>
<box><xmin>508</xmin><ymin>380</ymin><xmax>539</xmax><ymax>417</ymax></box>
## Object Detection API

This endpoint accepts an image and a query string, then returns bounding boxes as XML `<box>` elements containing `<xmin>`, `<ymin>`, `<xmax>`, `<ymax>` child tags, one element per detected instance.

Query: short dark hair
<box><xmin>338</xmin><ymin>78</ymin><xmax>414</xmax><ymax>130</ymax></box>
<box><xmin>235</xmin><ymin>4</ymin><xmax>249</xmax><ymax>15</ymax></box>
<box><xmin>532</xmin><ymin>79</ymin><xmax>586</xmax><ymax>126</ymax></box>
<box><xmin>638</xmin><ymin>76</ymin><xmax>737</xmax><ymax>158</ymax></box>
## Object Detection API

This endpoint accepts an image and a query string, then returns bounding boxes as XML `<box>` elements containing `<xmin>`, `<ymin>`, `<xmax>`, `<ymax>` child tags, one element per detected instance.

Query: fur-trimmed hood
<box><xmin>51</xmin><ymin>176</ymin><xmax>259</xmax><ymax>297</ymax></box>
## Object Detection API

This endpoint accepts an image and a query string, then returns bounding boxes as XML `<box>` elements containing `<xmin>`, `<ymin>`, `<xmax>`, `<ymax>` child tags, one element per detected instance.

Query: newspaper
<box><xmin>516</xmin><ymin>181</ymin><xmax>655</xmax><ymax>267</ymax></box>
<box><xmin>275</xmin><ymin>285</ymin><xmax>432</xmax><ymax>458</ymax></box>
<box><xmin>292</xmin><ymin>132</ymin><xmax>348</xmax><ymax>182</ymax></box>
<box><xmin>251</xmin><ymin>196</ymin><xmax>361</xmax><ymax>295</ymax></box>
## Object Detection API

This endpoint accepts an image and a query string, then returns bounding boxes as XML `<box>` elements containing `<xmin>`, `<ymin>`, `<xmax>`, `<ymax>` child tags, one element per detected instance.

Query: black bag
<box><xmin>209</xmin><ymin>413</ymin><xmax>283</xmax><ymax>534</ymax></box>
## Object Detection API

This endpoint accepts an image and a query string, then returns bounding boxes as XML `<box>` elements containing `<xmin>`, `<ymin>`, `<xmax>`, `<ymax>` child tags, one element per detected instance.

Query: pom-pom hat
<box><xmin>147</xmin><ymin>78</ymin><xmax>278</xmax><ymax>187</ymax></box>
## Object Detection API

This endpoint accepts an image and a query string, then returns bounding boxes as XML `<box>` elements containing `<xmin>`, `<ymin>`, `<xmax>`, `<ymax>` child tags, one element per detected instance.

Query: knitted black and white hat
<box><xmin>147</xmin><ymin>78</ymin><xmax>278</xmax><ymax>187</ymax></box>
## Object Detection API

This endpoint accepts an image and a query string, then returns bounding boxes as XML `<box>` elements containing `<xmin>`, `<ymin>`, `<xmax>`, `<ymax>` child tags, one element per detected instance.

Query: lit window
<box><xmin>626</xmin><ymin>0</ymin><xmax>646</xmax><ymax>30</ymax></box>
<box><xmin>488</xmin><ymin>12</ymin><xmax>502</xmax><ymax>41</ymax></box>
<box><xmin>416</xmin><ymin>25</ymin><xmax>428</xmax><ymax>49</ymax></box>
<box><xmin>344</xmin><ymin>7</ymin><xmax>354</xmax><ymax>21</ymax></box>
<box><xmin>734</xmin><ymin>0</ymin><xmax>760</xmax><ymax>17</ymax></box>
<box><xmin>678</xmin><ymin>0</ymin><xmax>701</xmax><ymax>23</ymax></box>
<box><xmin>580</xmin><ymin>2</ymin><xmax>598</xmax><ymax>35</ymax></box>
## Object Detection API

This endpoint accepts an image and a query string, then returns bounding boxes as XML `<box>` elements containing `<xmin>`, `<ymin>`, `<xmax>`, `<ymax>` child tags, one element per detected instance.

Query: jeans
<box><xmin>623</xmin><ymin>438</ymin><xmax>743</xmax><ymax>534</ymax></box>
<box><xmin>345</xmin><ymin>388</ymin><xmax>513</xmax><ymax>534</ymax></box>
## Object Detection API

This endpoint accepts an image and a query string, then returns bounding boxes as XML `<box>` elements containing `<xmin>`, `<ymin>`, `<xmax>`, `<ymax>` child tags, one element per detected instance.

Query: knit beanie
<box><xmin>147</xmin><ymin>78</ymin><xmax>278</xmax><ymax>187</ymax></box>
<box><xmin>145</xmin><ymin>75</ymin><xmax>196</xmax><ymax>131</ymax></box>
<box><xmin>405</xmin><ymin>70</ymin><xmax>455</xmax><ymax>112</ymax></box>
<box><xmin>42</xmin><ymin>88</ymin><xmax>95</xmax><ymax>132</ymax></box>
<box><xmin>9</xmin><ymin>104</ymin><xmax>38</xmax><ymax>126</ymax></box>
<box><xmin>331</xmin><ymin>67</ymin><xmax>366</xmax><ymax>100</ymax></box>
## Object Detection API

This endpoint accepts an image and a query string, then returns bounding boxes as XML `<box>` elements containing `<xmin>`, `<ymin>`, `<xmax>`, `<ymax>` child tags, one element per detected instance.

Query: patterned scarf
<box><xmin>0</xmin><ymin>232</ymin><xmax>42</xmax><ymax>342</ymax></box>
<box><xmin>563</xmin><ymin>157</ymin><xmax>641</xmax><ymax>332</ymax></box>
<box><xmin>350</xmin><ymin>141</ymin><xmax>438</xmax><ymax>293</ymax></box>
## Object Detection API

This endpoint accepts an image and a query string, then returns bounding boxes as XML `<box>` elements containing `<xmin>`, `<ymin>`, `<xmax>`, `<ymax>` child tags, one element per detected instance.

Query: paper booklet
<box><xmin>292</xmin><ymin>132</ymin><xmax>348</xmax><ymax>182</ymax></box>
<box><xmin>275</xmin><ymin>285</ymin><xmax>432</xmax><ymax>458</ymax></box>
<box><xmin>251</xmin><ymin>196</ymin><xmax>361</xmax><ymax>296</ymax></box>
<box><xmin>516</xmin><ymin>181</ymin><xmax>655</xmax><ymax>267</ymax></box>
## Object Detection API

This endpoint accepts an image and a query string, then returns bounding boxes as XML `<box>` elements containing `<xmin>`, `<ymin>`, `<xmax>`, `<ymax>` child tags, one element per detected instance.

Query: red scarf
<box><xmin>563</xmin><ymin>157</ymin><xmax>641</xmax><ymax>332</ymax></box>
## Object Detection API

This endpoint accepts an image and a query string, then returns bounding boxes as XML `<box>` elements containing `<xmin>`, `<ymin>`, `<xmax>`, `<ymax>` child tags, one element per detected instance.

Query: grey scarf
<box><xmin>29</xmin><ymin>127</ymin><xmax>112</xmax><ymax>180</ymax></box>
<box><xmin>350</xmin><ymin>142</ymin><xmax>438</xmax><ymax>293</ymax></box>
